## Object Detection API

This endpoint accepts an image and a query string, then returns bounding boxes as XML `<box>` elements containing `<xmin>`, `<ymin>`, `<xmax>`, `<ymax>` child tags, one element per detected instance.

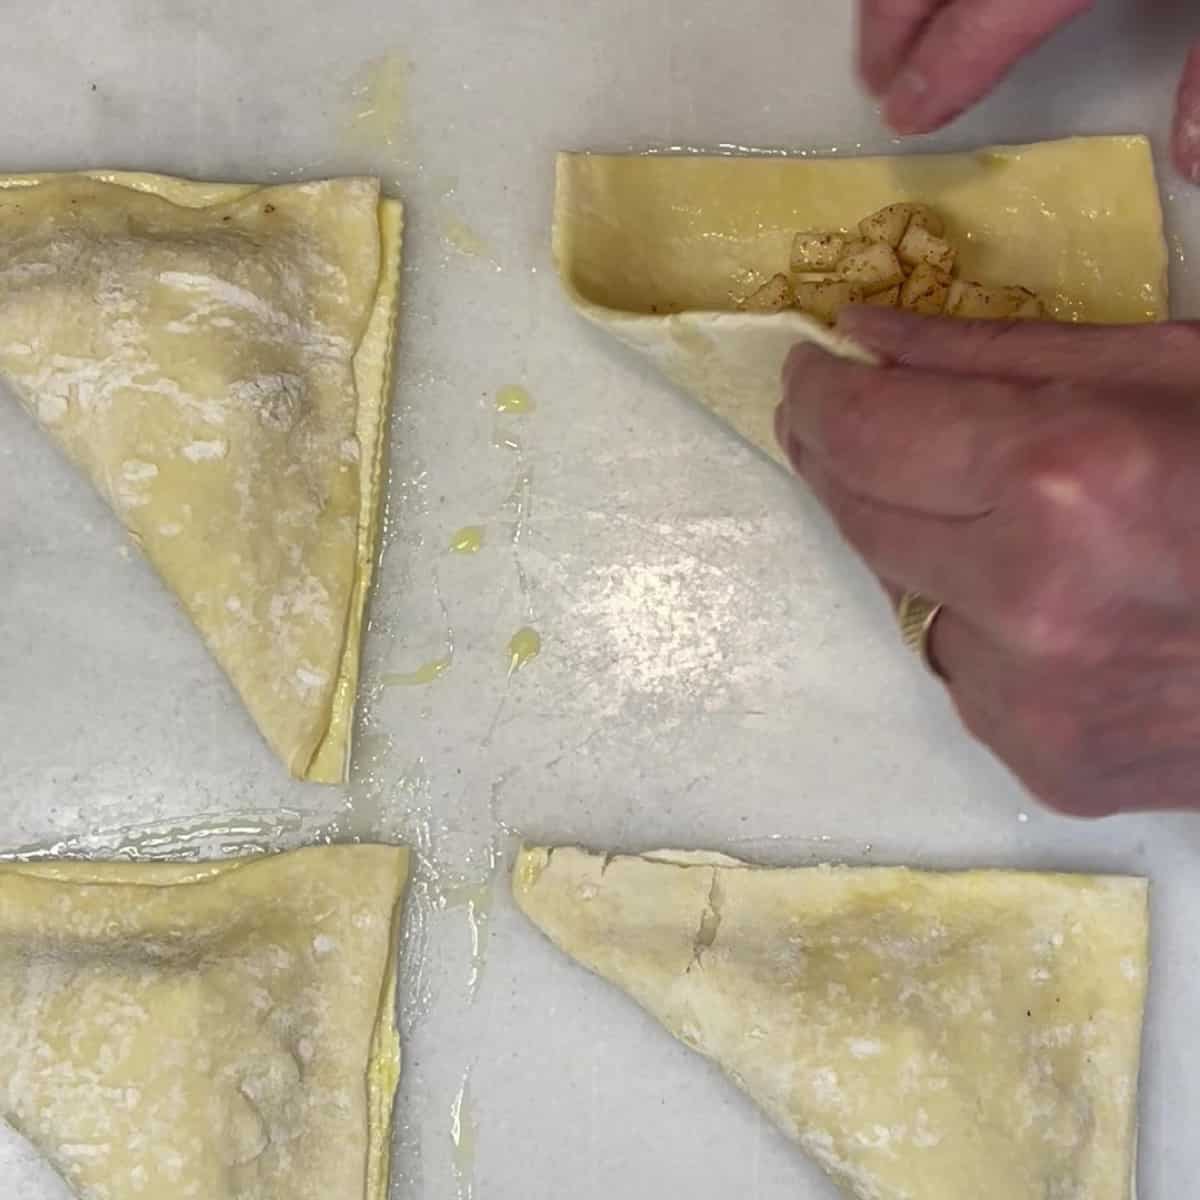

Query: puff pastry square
<box><xmin>553</xmin><ymin>136</ymin><xmax>1168</xmax><ymax>466</ymax></box>
<box><xmin>0</xmin><ymin>844</ymin><xmax>409</xmax><ymax>1199</ymax></box>
<box><xmin>515</xmin><ymin>846</ymin><xmax>1148</xmax><ymax>1200</ymax></box>
<box><xmin>0</xmin><ymin>172</ymin><xmax>404</xmax><ymax>781</ymax></box>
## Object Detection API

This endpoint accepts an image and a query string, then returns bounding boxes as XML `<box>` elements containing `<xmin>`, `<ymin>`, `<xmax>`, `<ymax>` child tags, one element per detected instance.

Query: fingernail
<box><xmin>773</xmin><ymin>402</ymin><xmax>788</xmax><ymax>447</ymax></box>
<box><xmin>774</xmin><ymin>405</ymin><xmax>808</xmax><ymax>476</ymax></box>
<box><xmin>884</xmin><ymin>68</ymin><xmax>932</xmax><ymax>133</ymax></box>
<box><xmin>783</xmin><ymin>434</ymin><xmax>806</xmax><ymax>478</ymax></box>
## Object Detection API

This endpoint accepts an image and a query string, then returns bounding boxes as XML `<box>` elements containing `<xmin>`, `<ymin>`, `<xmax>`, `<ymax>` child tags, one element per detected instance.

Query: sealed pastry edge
<box><xmin>0</xmin><ymin>842</ymin><xmax>411</xmax><ymax>1195</ymax></box>
<box><xmin>514</xmin><ymin>843</ymin><xmax>1149</xmax><ymax>1200</ymax></box>
<box><xmin>0</xmin><ymin>171</ymin><xmax>406</xmax><ymax>783</ymax></box>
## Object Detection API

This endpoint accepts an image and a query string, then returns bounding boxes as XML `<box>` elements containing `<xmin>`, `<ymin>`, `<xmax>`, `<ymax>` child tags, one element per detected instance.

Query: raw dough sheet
<box><xmin>554</xmin><ymin>137</ymin><xmax>1168</xmax><ymax>464</ymax></box>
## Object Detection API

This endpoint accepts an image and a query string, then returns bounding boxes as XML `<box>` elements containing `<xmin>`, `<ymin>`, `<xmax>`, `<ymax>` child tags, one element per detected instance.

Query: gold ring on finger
<box><xmin>897</xmin><ymin>592</ymin><xmax>946</xmax><ymax>678</ymax></box>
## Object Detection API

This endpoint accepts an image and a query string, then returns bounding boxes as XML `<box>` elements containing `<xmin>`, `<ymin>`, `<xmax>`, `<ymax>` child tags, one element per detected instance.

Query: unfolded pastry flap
<box><xmin>0</xmin><ymin>844</ymin><xmax>409</xmax><ymax>1200</ymax></box>
<box><xmin>553</xmin><ymin>136</ymin><xmax>1168</xmax><ymax>465</ymax></box>
<box><xmin>515</xmin><ymin>845</ymin><xmax>1149</xmax><ymax>1200</ymax></box>
<box><xmin>0</xmin><ymin>171</ymin><xmax>404</xmax><ymax>781</ymax></box>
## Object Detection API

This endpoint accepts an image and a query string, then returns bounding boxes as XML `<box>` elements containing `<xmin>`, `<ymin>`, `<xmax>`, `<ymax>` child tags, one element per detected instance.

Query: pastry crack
<box><xmin>688</xmin><ymin>869</ymin><xmax>724</xmax><ymax>972</ymax></box>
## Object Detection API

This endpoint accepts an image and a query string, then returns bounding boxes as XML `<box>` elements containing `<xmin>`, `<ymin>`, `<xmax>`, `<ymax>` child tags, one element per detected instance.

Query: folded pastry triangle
<box><xmin>552</xmin><ymin>137</ymin><xmax>1167</xmax><ymax>466</ymax></box>
<box><xmin>0</xmin><ymin>171</ymin><xmax>403</xmax><ymax>781</ymax></box>
<box><xmin>0</xmin><ymin>844</ymin><xmax>409</xmax><ymax>1199</ymax></box>
<box><xmin>515</xmin><ymin>846</ymin><xmax>1148</xmax><ymax>1200</ymax></box>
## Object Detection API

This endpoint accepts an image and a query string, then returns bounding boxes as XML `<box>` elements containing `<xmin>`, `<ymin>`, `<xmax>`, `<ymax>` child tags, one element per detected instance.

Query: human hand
<box><xmin>859</xmin><ymin>2</ymin><xmax>1200</xmax><ymax>182</ymax></box>
<box><xmin>776</xmin><ymin>307</ymin><xmax>1200</xmax><ymax>816</ymax></box>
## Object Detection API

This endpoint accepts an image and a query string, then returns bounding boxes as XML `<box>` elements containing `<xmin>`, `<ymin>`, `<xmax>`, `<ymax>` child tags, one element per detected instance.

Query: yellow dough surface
<box><xmin>0</xmin><ymin>172</ymin><xmax>404</xmax><ymax>781</ymax></box>
<box><xmin>0</xmin><ymin>844</ymin><xmax>409</xmax><ymax>1200</ymax></box>
<box><xmin>554</xmin><ymin>136</ymin><xmax>1168</xmax><ymax>465</ymax></box>
<box><xmin>515</xmin><ymin>846</ymin><xmax>1149</xmax><ymax>1200</ymax></box>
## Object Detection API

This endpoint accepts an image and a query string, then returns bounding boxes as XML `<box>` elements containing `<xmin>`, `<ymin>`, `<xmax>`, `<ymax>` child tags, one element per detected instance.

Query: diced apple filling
<box><xmin>742</xmin><ymin>203</ymin><xmax>1047</xmax><ymax>326</ymax></box>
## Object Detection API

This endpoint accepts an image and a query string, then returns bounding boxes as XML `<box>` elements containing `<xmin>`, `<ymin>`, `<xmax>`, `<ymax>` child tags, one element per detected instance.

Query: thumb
<box><xmin>1173</xmin><ymin>42</ymin><xmax>1200</xmax><ymax>183</ymax></box>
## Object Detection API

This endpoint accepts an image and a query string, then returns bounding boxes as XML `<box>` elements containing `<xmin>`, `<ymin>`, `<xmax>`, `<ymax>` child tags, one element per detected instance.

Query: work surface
<box><xmin>2</xmin><ymin>1</ymin><xmax>1199</xmax><ymax>1195</ymax></box>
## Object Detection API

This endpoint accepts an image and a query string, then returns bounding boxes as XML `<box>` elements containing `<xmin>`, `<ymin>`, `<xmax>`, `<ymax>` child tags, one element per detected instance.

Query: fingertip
<box><xmin>883</xmin><ymin>105</ymin><xmax>951</xmax><ymax>138</ymax></box>
<box><xmin>856</xmin><ymin>2</ymin><xmax>937</xmax><ymax>107</ymax></box>
<box><xmin>782</xmin><ymin>344</ymin><xmax>815</xmax><ymax>411</ymax></box>
<box><xmin>882</xmin><ymin>0</ymin><xmax>1097</xmax><ymax>137</ymax></box>
<box><xmin>882</xmin><ymin>68</ymin><xmax>944</xmax><ymax>135</ymax></box>
<box><xmin>837</xmin><ymin>303</ymin><xmax>901</xmax><ymax>336</ymax></box>
<box><xmin>836</xmin><ymin>304</ymin><xmax>917</xmax><ymax>358</ymax></box>
<box><xmin>781</xmin><ymin>347</ymin><xmax>799</xmax><ymax>396</ymax></box>
<box><xmin>780</xmin><ymin>342</ymin><xmax>846</xmax><ymax>463</ymax></box>
<box><xmin>783</xmin><ymin>340</ymin><xmax>833</xmax><ymax>384</ymax></box>
<box><xmin>1036</xmin><ymin>786</ymin><xmax>1123</xmax><ymax>822</ymax></box>
<box><xmin>774</xmin><ymin>404</ymin><xmax>806</xmax><ymax>476</ymax></box>
<box><xmin>773</xmin><ymin>400</ymin><xmax>788</xmax><ymax>448</ymax></box>
<box><xmin>862</xmin><ymin>75</ymin><xmax>887</xmax><ymax>103</ymax></box>
<box><xmin>1174</xmin><ymin>43</ymin><xmax>1200</xmax><ymax>185</ymax></box>
<box><xmin>1171</xmin><ymin>141</ymin><xmax>1200</xmax><ymax>186</ymax></box>
<box><xmin>859</xmin><ymin>52</ymin><xmax>891</xmax><ymax>101</ymax></box>
<box><xmin>881</xmin><ymin>105</ymin><xmax>924</xmax><ymax>137</ymax></box>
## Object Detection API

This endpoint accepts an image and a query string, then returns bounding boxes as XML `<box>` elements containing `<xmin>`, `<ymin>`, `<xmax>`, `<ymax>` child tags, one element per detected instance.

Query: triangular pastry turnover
<box><xmin>0</xmin><ymin>844</ymin><xmax>409</xmax><ymax>1199</ymax></box>
<box><xmin>515</xmin><ymin>845</ymin><xmax>1148</xmax><ymax>1200</ymax></box>
<box><xmin>0</xmin><ymin>171</ymin><xmax>403</xmax><ymax>781</ymax></box>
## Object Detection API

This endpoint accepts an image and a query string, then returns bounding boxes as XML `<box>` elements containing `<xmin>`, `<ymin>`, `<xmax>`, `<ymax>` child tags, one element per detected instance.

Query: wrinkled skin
<box><xmin>776</xmin><ymin>5</ymin><xmax>1200</xmax><ymax>816</ymax></box>
<box><xmin>857</xmin><ymin>1</ymin><xmax>1200</xmax><ymax>181</ymax></box>
<box><xmin>777</xmin><ymin>311</ymin><xmax>1200</xmax><ymax>816</ymax></box>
